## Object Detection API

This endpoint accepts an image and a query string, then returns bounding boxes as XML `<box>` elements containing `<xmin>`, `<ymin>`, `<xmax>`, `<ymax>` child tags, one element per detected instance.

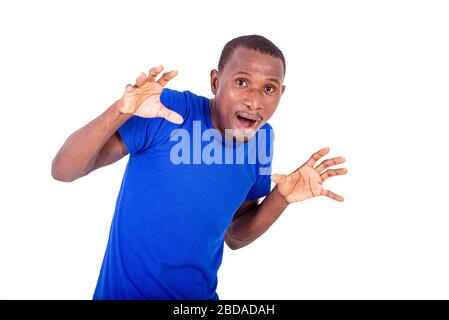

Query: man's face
<box><xmin>210</xmin><ymin>47</ymin><xmax>285</xmax><ymax>142</ymax></box>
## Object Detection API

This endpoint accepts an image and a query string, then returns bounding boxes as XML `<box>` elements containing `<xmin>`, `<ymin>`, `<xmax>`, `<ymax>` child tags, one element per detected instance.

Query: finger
<box><xmin>125</xmin><ymin>84</ymin><xmax>134</xmax><ymax>92</ymax></box>
<box><xmin>306</xmin><ymin>147</ymin><xmax>330</xmax><ymax>167</ymax></box>
<box><xmin>321</xmin><ymin>189</ymin><xmax>344</xmax><ymax>202</ymax></box>
<box><xmin>271</xmin><ymin>174</ymin><xmax>287</xmax><ymax>184</ymax></box>
<box><xmin>135</xmin><ymin>72</ymin><xmax>147</xmax><ymax>87</ymax></box>
<box><xmin>147</xmin><ymin>65</ymin><xmax>164</xmax><ymax>82</ymax></box>
<box><xmin>157</xmin><ymin>70</ymin><xmax>178</xmax><ymax>87</ymax></box>
<box><xmin>315</xmin><ymin>157</ymin><xmax>346</xmax><ymax>173</ymax></box>
<box><xmin>156</xmin><ymin>104</ymin><xmax>184</xmax><ymax>124</ymax></box>
<box><xmin>321</xmin><ymin>168</ymin><xmax>348</xmax><ymax>182</ymax></box>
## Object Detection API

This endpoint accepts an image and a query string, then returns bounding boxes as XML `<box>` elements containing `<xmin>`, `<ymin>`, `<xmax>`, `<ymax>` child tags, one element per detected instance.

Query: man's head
<box><xmin>210</xmin><ymin>35</ymin><xmax>286</xmax><ymax>142</ymax></box>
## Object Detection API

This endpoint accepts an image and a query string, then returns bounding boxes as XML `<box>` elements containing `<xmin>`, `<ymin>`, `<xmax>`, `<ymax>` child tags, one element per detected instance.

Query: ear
<box><xmin>210</xmin><ymin>69</ymin><xmax>219</xmax><ymax>95</ymax></box>
<box><xmin>281</xmin><ymin>85</ymin><xmax>286</xmax><ymax>95</ymax></box>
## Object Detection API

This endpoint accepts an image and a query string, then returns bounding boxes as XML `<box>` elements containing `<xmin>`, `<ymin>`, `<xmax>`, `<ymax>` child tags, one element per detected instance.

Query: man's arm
<box><xmin>225</xmin><ymin>147</ymin><xmax>348</xmax><ymax>250</ymax></box>
<box><xmin>51</xmin><ymin>100</ymin><xmax>131</xmax><ymax>182</ymax></box>
<box><xmin>51</xmin><ymin>66</ymin><xmax>183</xmax><ymax>182</ymax></box>
<box><xmin>225</xmin><ymin>186</ymin><xmax>289</xmax><ymax>250</ymax></box>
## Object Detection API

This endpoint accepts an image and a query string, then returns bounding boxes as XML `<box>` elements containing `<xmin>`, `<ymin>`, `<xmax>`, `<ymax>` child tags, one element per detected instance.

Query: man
<box><xmin>52</xmin><ymin>35</ymin><xmax>347</xmax><ymax>300</ymax></box>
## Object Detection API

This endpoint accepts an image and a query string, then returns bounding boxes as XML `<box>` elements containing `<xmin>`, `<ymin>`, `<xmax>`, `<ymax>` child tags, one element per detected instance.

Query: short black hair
<box><xmin>218</xmin><ymin>35</ymin><xmax>286</xmax><ymax>76</ymax></box>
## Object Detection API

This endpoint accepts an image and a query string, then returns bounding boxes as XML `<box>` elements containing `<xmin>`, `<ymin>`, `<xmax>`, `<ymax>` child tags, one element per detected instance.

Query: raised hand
<box><xmin>271</xmin><ymin>147</ymin><xmax>347</xmax><ymax>203</ymax></box>
<box><xmin>119</xmin><ymin>65</ymin><xmax>183</xmax><ymax>124</ymax></box>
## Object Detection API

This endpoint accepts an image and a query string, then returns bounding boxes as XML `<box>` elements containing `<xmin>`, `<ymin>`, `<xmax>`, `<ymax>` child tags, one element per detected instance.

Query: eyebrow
<box><xmin>234</xmin><ymin>71</ymin><xmax>281</xmax><ymax>86</ymax></box>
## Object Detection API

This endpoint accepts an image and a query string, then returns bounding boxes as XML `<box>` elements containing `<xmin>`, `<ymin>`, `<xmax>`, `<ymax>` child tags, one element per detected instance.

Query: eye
<box><xmin>235</xmin><ymin>79</ymin><xmax>248</xmax><ymax>87</ymax></box>
<box><xmin>264</xmin><ymin>85</ymin><xmax>276</xmax><ymax>94</ymax></box>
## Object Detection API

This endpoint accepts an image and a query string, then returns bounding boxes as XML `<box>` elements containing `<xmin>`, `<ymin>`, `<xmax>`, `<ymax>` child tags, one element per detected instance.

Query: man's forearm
<box><xmin>51</xmin><ymin>99</ymin><xmax>131</xmax><ymax>181</ymax></box>
<box><xmin>225</xmin><ymin>186</ymin><xmax>289</xmax><ymax>250</ymax></box>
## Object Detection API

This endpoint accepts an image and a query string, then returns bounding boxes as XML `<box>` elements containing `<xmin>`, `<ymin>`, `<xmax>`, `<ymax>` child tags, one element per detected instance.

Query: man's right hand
<box><xmin>119</xmin><ymin>65</ymin><xmax>184</xmax><ymax>124</ymax></box>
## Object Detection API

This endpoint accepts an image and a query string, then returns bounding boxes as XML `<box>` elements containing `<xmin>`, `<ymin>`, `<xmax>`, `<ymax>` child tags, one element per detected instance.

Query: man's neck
<box><xmin>209</xmin><ymin>98</ymin><xmax>225</xmax><ymax>136</ymax></box>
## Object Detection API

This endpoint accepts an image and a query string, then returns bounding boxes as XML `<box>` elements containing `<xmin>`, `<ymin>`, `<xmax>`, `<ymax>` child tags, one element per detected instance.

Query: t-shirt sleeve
<box><xmin>245</xmin><ymin>124</ymin><xmax>275</xmax><ymax>201</ymax></box>
<box><xmin>117</xmin><ymin>88</ymin><xmax>186</xmax><ymax>155</ymax></box>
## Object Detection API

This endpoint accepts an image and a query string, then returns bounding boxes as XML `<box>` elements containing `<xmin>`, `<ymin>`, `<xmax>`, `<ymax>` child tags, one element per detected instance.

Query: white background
<box><xmin>1</xmin><ymin>0</ymin><xmax>448</xmax><ymax>299</ymax></box>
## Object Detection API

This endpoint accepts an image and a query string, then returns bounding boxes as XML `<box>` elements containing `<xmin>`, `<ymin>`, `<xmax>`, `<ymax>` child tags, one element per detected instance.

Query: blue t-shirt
<box><xmin>93</xmin><ymin>88</ymin><xmax>274</xmax><ymax>300</ymax></box>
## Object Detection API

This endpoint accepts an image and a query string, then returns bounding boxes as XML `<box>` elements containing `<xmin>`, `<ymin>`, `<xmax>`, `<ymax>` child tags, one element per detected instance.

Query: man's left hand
<box><xmin>271</xmin><ymin>147</ymin><xmax>347</xmax><ymax>203</ymax></box>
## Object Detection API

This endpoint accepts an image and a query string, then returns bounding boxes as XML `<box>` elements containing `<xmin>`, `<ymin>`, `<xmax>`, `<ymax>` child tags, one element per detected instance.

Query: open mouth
<box><xmin>236</xmin><ymin>114</ymin><xmax>259</xmax><ymax>129</ymax></box>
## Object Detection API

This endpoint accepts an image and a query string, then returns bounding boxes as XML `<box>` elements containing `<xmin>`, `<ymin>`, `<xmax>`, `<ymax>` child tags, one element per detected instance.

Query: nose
<box><xmin>243</xmin><ymin>88</ymin><xmax>262</xmax><ymax>111</ymax></box>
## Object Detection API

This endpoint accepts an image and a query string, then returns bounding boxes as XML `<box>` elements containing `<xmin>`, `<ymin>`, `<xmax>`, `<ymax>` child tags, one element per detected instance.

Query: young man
<box><xmin>52</xmin><ymin>35</ymin><xmax>347</xmax><ymax>300</ymax></box>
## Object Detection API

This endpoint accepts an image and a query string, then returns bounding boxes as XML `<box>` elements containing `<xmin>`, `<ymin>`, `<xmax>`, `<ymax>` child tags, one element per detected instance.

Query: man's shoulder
<box><xmin>260</xmin><ymin>121</ymin><xmax>273</xmax><ymax>132</ymax></box>
<box><xmin>159</xmin><ymin>88</ymin><xmax>208</xmax><ymax>121</ymax></box>
<box><xmin>257</xmin><ymin>122</ymin><xmax>274</xmax><ymax>142</ymax></box>
<box><xmin>255</xmin><ymin>122</ymin><xmax>274</xmax><ymax>162</ymax></box>
<box><xmin>162</xmin><ymin>88</ymin><xmax>207</xmax><ymax>104</ymax></box>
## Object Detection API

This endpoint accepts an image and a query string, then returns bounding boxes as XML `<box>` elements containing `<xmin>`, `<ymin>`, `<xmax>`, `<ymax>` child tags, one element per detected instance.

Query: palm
<box><xmin>276</xmin><ymin>165</ymin><xmax>324</xmax><ymax>203</ymax></box>
<box><xmin>119</xmin><ymin>65</ymin><xmax>183</xmax><ymax>124</ymax></box>
<box><xmin>122</xmin><ymin>83</ymin><xmax>164</xmax><ymax>118</ymax></box>
<box><xmin>272</xmin><ymin>147</ymin><xmax>347</xmax><ymax>203</ymax></box>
